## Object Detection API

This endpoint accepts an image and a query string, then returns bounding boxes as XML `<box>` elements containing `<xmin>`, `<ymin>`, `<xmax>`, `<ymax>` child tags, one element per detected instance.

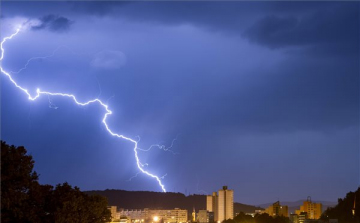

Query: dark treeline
<box><xmin>320</xmin><ymin>187</ymin><xmax>360</xmax><ymax>223</ymax></box>
<box><xmin>224</xmin><ymin>213</ymin><xmax>289</xmax><ymax>223</ymax></box>
<box><xmin>1</xmin><ymin>141</ymin><xmax>111</xmax><ymax>223</ymax></box>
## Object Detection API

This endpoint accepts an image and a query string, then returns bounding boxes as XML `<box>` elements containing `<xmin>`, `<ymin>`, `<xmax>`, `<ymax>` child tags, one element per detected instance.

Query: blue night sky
<box><xmin>1</xmin><ymin>1</ymin><xmax>359</xmax><ymax>205</ymax></box>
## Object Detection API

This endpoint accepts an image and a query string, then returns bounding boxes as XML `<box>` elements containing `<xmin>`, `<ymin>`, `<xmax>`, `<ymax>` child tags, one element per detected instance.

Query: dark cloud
<box><xmin>168</xmin><ymin>60</ymin><xmax>359</xmax><ymax>137</ymax></box>
<box><xmin>243</xmin><ymin>15</ymin><xmax>300</xmax><ymax>48</ymax></box>
<box><xmin>4</xmin><ymin>2</ymin><xmax>357</xmax><ymax>42</ymax></box>
<box><xmin>1</xmin><ymin>1</ymin><xmax>359</xmax><ymax>203</ymax></box>
<box><xmin>243</xmin><ymin>4</ymin><xmax>359</xmax><ymax>53</ymax></box>
<box><xmin>69</xmin><ymin>2</ymin><xmax>262</xmax><ymax>32</ymax></box>
<box><xmin>70</xmin><ymin>2</ymin><xmax>359</xmax><ymax>56</ymax></box>
<box><xmin>70</xmin><ymin>1</ymin><xmax>128</xmax><ymax>16</ymax></box>
<box><xmin>32</xmin><ymin>14</ymin><xmax>73</xmax><ymax>32</ymax></box>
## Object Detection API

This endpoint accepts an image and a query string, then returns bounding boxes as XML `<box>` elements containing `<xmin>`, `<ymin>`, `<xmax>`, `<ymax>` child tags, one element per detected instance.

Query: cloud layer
<box><xmin>1</xmin><ymin>1</ymin><xmax>358</xmax><ymax>204</ymax></box>
<box><xmin>31</xmin><ymin>14</ymin><xmax>73</xmax><ymax>32</ymax></box>
<box><xmin>90</xmin><ymin>50</ymin><xmax>127</xmax><ymax>70</ymax></box>
<box><xmin>243</xmin><ymin>5</ymin><xmax>359</xmax><ymax>54</ymax></box>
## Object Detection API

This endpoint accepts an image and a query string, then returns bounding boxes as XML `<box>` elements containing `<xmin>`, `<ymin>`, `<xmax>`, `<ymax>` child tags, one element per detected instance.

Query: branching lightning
<box><xmin>47</xmin><ymin>95</ymin><xmax>59</xmax><ymax>109</ymax></box>
<box><xmin>127</xmin><ymin>136</ymin><xmax>179</xmax><ymax>182</ymax></box>
<box><xmin>9</xmin><ymin>45</ymin><xmax>73</xmax><ymax>75</ymax></box>
<box><xmin>138</xmin><ymin>135</ymin><xmax>179</xmax><ymax>155</ymax></box>
<box><xmin>127</xmin><ymin>171</ymin><xmax>141</xmax><ymax>181</ymax></box>
<box><xmin>160</xmin><ymin>173</ymin><xmax>167</xmax><ymax>179</ymax></box>
<box><xmin>196</xmin><ymin>175</ymin><xmax>208</xmax><ymax>195</ymax></box>
<box><xmin>1</xmin><ymin>28</ymin><xmax>167</xmax><ymax>192</ymax></box>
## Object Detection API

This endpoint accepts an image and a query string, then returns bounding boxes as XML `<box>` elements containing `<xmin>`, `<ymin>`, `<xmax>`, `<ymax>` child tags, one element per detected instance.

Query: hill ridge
<box><xmin>84</xmin><ymin>189</ymin><xmax>263</xmax><ymax>214</ymax></box>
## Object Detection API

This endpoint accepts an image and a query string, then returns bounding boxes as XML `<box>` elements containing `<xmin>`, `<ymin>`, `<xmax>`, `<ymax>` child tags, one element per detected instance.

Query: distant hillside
<box><xmin>85</xmin><ymin>189</ymin><xmax>262</xmax><ymax>214</ymax></box>
<box><xmin>258</xmin><ymin>200</ymin><xmax>337</xmax><ymax>214</ymax></box>
<box><xmin>234</xmin><ymin>202</ymin><xmax>263</xmax><ymax>214</ymax></box>
<box><xmin>85</xmin><ymin>190</ymin><xmax>204</xmax><ymax>212</ymax></box>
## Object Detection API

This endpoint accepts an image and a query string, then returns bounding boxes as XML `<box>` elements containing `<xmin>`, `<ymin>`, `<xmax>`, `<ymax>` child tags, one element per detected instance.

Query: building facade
<box><xmin>208</xmin><ymin>212</ymin><xmax>214</xmax><ymax>223</ymax></box>
<box><xmin>290</xmin><ymin>214</ymin><xmax>299</xmax><ymax>223</ymax></box>
<box><xmin>120</xmin><ymin>209</ymin><xmax>147</xmax><ymax>220</ymax></box>
<box><xmin>108</xmin><ymin>208</ymin><xmax>188</xmax><ymax>223</ymax></box>
<box><xmin>206</xmin><ymin>186</ymin><xmax>234</xmax><ymax>223</ymax></box>
<box><xmin>146</xmin><ymin>208</ymin><xmax>188</xmax><ymax>223</ymax></box>
<box><xmin>108</xmin><ymin>206</ymin><xmax>119</xmax><ymax>222</ymax></box>
<box><xmin>265</xmin><ymin>201</ymin><xmax>288</xmax><ymax>217</ymax></box>
<box><xmin>207</xmin><ymin>192</ymin><xmax>218</xmax><ymax>221</ymax></box>
<box><xmin>198</xmin><ymin>210</ymin><xmax>209</xmax><ymax>223</ymax></box>
<box><xmin>295</xmin><ymin>198</ymin><xmax>322</xmax><ymax>220</ymax></box>
<box><xmin>298</xmin><ymin>212</ymin><xmax>308</xmax><ymax>223</ymax></box>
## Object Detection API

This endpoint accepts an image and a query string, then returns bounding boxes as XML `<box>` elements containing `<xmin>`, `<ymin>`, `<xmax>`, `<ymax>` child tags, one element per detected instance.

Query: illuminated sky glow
<box><xmin>1</xmin><ymin>28</ymin><xmax>168</xmax><ymax>192</ymax></box>
<box><xmin>1</xmin><ymin>1</ymin><xmax>359</xmax><ymax>204</ymax></box>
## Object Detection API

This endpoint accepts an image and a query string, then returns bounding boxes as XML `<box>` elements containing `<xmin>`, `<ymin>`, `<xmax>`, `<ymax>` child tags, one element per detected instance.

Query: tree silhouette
<box><xmin>229</xmin><ymin>212</ymin><xmax>289</xmax><ymax>223</ymax></box>
<box><xmin>1</xmin><ymin>141</ymin><xmax>40</xmax><ymax>221</ymax></box>
<box><xmin>321</xmin><ymin>187</ymin><xmax>360</xmax><ymax>223</ymax></box>
<box><xmin>1</xmin><ymin>141</ymin><xmax>111</xmax><ymax>223</ymax></box>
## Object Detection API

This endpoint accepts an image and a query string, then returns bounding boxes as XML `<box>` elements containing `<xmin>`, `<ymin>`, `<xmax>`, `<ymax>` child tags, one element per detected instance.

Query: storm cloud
<box><xmin>243</xmin><ymin>4</ymin><xmax>359</xmax><ymax>55</ymax></box>
<box><xmin>31</xmin><ymin>14</ymin><xmax>73</xmax><ymax>32</ymax></box>
<box><xmin>1</xmin><ymin>1</ymin><xmax>359</xmax><ymax>205</ymax></box>
<box><xmin>91</xmin><ymin>50</ymin><xmax>127</xmax><ymax>70</ymax></box>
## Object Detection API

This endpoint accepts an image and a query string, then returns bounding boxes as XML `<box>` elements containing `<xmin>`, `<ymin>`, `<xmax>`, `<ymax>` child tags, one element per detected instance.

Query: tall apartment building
<box><xmin>265</xmin><ymin>201</ymin><xmax>288</xmax><ymax>217</ymax></box>
<box><xmin>295</xmin><ymin>197</ymin><xmax>322</xmax><ymax>219</ymax></box>
<box><xmin>206</xmin><ymin>186</ymin><xmax>234</xmax><ymax>223</ymax></box>
<box><xmin>207</xmin><ymin>192</ymin><xmax>218</xmax><ymax>221</ymax></box>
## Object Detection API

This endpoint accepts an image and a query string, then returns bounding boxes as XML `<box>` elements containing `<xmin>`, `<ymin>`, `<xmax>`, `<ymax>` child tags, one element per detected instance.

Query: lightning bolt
<box><xmin>196</xmin><ymin>175</ymin><xmax>208</xmax><ymax>195</ymax></box>
<box><xmin>127</xmin><ymin>171</ymin><xmax>141</xmax><ymax>182</ymax></box>
<box><xmin>138</xmin><ymin>136</ymin><xmax>179</xmax><ymax>155</ymax></box>
<box><xmin>47</xmin><ymin>95</ymin><xmax>59</xmax><ymax>109</ymax></box>
<box><xmin>1</xmin><ymin>28</ymin><xmax>167</xmax><ymax>192</ymax></box>
<box><xmin>9</xmin><ymin>45</ymin><xmax>77</xmax><ymax>75</ymax></box>
<box><xmin>127</xmin><ymin>136</ymin><xmax>179</xmax><ymax>182</ymax></box>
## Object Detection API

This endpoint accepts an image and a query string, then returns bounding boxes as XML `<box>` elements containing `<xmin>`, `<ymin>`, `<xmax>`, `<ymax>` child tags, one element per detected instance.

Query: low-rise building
<box><xmin>298</xmin><ymin>212</ymin><xmax>308</xmax><ymax>223</ymax></box>
<box><xmin>295</xmin><ymin>197</ymin><xmax>322</xmax><ymax>220</ymax></box>
<box><xmin>265</xmin><ymin>201</ymin><xmax>288</xmax><ymax>217</ymax></box>
<box><xmin>108</xmin><ymin>206</ymin><xmax>120</xmax><ymax>222</ymax></box>
<box><xmin>198</xmin><ymin>210</ymin><xmax>209</xmax><ymax>223</ymax></box>
<box><xmin>255</xmin><ymin>210</ymin><xmax>265</xmax><ymax>215</ymax></box>
<box><xmin>146</xmin><ymin>208</ymin><xmax>188</xmax><ymax>223</ymax></box>
<box><xmin>108</xmin><ymin>208</ymin><xmax>188</xmax><ymax>223</ymax></box>
<box><xmin>290</xmin><ymin>214</ymin><xmax>299</xmax><ymax>223</ymax></box>
<box><xmin>208</xmin><ymin>212</ymin><xmax>214</xmax><ymax>223</ymax></box>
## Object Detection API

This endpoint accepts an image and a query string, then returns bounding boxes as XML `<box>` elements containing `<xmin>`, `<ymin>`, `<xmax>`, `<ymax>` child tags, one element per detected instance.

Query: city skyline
<box><xmin>1</xmin><ymin>1</ymin><xmax>359</xmax><ymax>205</ymax></box>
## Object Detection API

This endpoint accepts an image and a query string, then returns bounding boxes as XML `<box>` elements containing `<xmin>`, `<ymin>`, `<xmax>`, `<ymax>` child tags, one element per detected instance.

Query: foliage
<box><xmin>228</xmin><ymin>212</ymin><xmax>289</xmax><ymax>223</ymax></box>
<box><xmin>1</xmin><ymin>141</ymin><xmax>111</xmax><ymax>223</ymax></box>
<box><xmin>223</xmin><ymin>219</ymin><xmax>237</xmax><ymax>223</ymax></box>
<box><xmin>1</xmin><ymin>140</ymin><xmax>39</xmax><ymax>222</ymax></box>
<box><xmin>49</xmin><ymin>183</ymin><xmax>111</xmax><ymax>223</ymax></box>
<box><xmin>234</xmin><ymin>212</ymin><xmax>255</xmax><ymax>223</ymax></box>
<box><xmin>321</xmin><ymin>187</ymin><xmax>360</xmax><ymax>223</ymax></box>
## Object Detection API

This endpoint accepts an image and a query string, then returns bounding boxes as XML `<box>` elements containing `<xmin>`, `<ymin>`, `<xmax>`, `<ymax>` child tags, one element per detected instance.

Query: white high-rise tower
<box><xmin>206</xmin><ymin>186</ymin><xmax>233</xmax><ymax>223</ymax></box>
